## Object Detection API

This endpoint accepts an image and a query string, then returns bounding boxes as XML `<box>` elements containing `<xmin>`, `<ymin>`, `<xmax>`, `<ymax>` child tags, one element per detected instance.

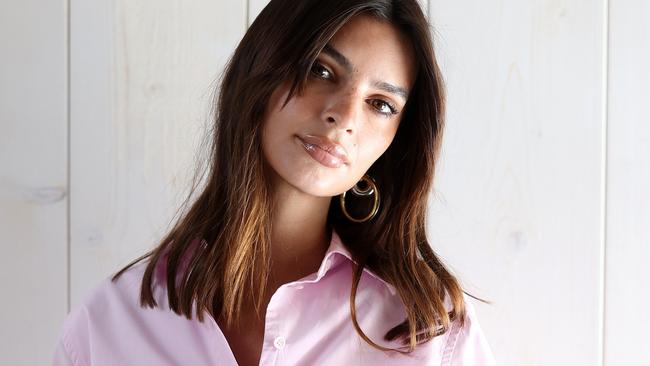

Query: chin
<box><xmin>263</xmin><ymin>148</ymin><xmax>353</xmax><ymax>197</ymax></box>
<box><xmin>287</xmin><ymin>173</ymin><xmax>346</xmax><ymax>197</ymax></box>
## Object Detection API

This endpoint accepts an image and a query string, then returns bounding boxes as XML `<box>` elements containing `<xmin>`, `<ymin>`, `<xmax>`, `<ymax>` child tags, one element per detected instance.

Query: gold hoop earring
<box><xmin>339</xmin><ymin>174</ymin><xmax>380</xmax><ymax>223</ymax></box>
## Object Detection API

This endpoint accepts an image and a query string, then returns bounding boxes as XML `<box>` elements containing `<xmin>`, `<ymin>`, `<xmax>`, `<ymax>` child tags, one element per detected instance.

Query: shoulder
<box><xmin>55</xmin><ymin>261</ymin><xmax>149</xmax><ymax>365</ymax></box>
<box><xmin>67</xmin><ymin>259</ymin><xmax>158</xmax><ymax>321</ymax></box>
<box><xmin>440</xmin><ymin>292</ymin><xmax>497</xmax><ymax>366</ymax></box>
<box><xmin>54</xmin><ymin>259</ymin><xmax>192</xmax><ymax>365</ymax></box>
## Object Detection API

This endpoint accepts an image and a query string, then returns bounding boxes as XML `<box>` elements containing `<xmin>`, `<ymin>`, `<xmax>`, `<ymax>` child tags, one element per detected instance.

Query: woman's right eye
<box><xmin>310</xmin><ymin>62</ymin><xmax>332</xmax><ymax>80</ymax></box>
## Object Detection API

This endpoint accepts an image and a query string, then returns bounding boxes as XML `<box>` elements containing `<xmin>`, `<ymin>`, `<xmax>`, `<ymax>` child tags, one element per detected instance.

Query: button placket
<box><xmin>273</xmin><ymin>336</ymin><xmax>286</xmax><ymax>350</ymax></box>
<box><xmin>264</xmin><ymin>287</ymin><xmax>288</xmax><ymax>359</ymax></box>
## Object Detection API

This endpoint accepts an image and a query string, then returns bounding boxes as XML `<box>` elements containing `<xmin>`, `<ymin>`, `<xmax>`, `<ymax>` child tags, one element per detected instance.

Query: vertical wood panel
<box><xmin>605</xmin><ymin>0</ymin><xmax>650</xmax><ymax>364</ymax></box>
<box><xmin>70</xmin><ymin>0</ymin><xmax>247</xmax><ymax>305</ymax></box>
<box><xmin>0</xmin><ymin>1</ymin><xmax>68</xmax><ymax>365</ymax></box>
<box><xmin>427</xmin><ymin>1</ymin><xmax>605</xmax><ymax>365</ymax></box>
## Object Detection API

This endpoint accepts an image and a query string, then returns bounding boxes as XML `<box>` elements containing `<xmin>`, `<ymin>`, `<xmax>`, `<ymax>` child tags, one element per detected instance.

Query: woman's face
<box><xmin>261</xmin><ymin>14</ymin><xmax>416</xmax><ymax>197</ymax></box>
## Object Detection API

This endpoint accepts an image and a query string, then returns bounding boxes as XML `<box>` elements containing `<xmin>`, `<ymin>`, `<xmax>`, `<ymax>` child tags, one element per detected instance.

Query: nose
<box><xmin>321</xmin><ymin>89</ymin><xmax>359</xmax><ymax>134</ymax></box>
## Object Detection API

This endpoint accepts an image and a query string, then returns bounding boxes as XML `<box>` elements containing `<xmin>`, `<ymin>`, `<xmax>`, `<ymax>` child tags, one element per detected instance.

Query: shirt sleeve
<box><xmin>51</xmin><ymin>304</ymin><xmax>91</xmax><ymax>366</ymax></box>
<box><xmin>441</xmin><ymin>295</ymin><xmax>497</xmax><ymax>366</ymax></box>
<box><xmin>52</xmin><ymin>338</ymin><xmax>77</xmax><ymax>366</ymax></box>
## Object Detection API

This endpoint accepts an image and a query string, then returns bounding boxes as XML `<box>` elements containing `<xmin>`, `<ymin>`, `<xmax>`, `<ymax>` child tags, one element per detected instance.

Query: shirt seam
<box><xmin>440</xmin><ymin>318</ymin><xmax>464</xmax><ymax>365</ymax></box>
<box><xmin>61</xmin><ymin>331</ymin><xmax>86</xmax><ymax>366</ymax></box>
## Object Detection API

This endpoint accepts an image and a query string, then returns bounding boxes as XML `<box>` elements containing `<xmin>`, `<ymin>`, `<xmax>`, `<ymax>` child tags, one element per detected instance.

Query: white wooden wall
<box><xmin>428</xmin><ymin>0</ymin><xmax>606</xmax><ymax>363</ymax></box>
<box><xmin>604</xmin><ymin>1</ymin><xmax>650</xmax><ymax>364</ymax></box>
<box><xmin>0</xmin><ymin>1</ymin><xmax>68</xmax><ymax>365</ymax></box>
<box><xmin>1</xmin><ymin>1</ymin><xmax>648</xmax><ymax>365</ymax></box>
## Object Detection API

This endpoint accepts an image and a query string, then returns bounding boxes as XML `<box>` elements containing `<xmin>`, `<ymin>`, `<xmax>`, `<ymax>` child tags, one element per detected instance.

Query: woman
<box><xmin>53</xmin><ymin>0</ymin><xmax>496</xmax><ymax>365</ymax></box>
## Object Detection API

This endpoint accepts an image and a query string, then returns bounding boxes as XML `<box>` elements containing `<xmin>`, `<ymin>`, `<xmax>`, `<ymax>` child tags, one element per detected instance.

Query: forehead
<box><xmin>325</xmin><ymin>14</ymin><xmax>417</xmax><ymax>92</ymax></box>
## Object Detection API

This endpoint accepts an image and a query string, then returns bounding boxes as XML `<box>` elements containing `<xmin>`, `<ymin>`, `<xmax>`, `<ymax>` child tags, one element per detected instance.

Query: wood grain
<box><xmin>69</xmin><ymin>0</ymin><xmax>247</xmax><ymax>305</ymax></box>
<box><xmin>428</xmin><ymin>0</ymin><xmax>606</xmax><ymax>364</ymax></box>
<box><xmin>0</xmin><ymin>1</ymin><xmax>68</xmax><ymax>365</ymax></box>
<box><xmin>605</xmin><ymin>0</ymin><xmax>650</xmax><ymax>364</ymax></box>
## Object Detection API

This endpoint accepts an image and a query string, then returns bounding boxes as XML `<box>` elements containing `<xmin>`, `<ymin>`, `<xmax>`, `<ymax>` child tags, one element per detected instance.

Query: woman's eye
<box><xmin>309</xmin><ymin>62</ymin><xmax>397</xmax><ymax>117</ymax></box>
<box><xmin>370</xmin><ymin>99</ymin><xmax>398</xmax><ymax>117</ymax></box>
<box><xmin>310</xmin><ymin>62</ymin><xmax>332</xmax><ymax>79</ymax></box>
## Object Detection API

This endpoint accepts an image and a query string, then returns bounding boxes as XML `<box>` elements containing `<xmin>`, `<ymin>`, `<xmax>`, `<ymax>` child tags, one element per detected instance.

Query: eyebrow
<box><xmin>321</xmin><ymin>44</ymin><xmax>409</xmax><ymax>102</ymax></box>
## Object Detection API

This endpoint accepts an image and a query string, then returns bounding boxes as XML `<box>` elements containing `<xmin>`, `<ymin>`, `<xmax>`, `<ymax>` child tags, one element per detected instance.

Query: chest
<box><xmin>218</xmin><ymin>320</ymin><xmax>265</xmax><ymax>366</ymax></box>
<box><xmin>206</xmin><ymin>266</ymin><xmax>416</xmax><ymax>365</ymax></box>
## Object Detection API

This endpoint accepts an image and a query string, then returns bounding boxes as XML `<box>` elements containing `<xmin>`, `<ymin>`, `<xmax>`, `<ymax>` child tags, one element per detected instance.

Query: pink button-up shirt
<box><xmin>53</xmin><ymin>230</ymin><xmax>496</xmax><ymax>365</ymax></box>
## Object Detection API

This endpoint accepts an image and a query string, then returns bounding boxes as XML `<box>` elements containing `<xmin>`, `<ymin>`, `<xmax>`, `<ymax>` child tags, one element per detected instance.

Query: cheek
<box><xmin>261</xmin><ymin>99</ymin><xmax>299</xmax><ymax>143</ymax></box>
<box><xmin>353</xmin><ymin>127</ymin><xmax>396</xmax><ymax>174</ymax></box>
<box><xmin>363</xmin><ymin>123</ymin><xmax>398</xmax><ymax>156</ymax></box>
<box><xmin>260</xmin><ymin>115</ymin><xmax>279</xmax><ymax>153</ymax></box>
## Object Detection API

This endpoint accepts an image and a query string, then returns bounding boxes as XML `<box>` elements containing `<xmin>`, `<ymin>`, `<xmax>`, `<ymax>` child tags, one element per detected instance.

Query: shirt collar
<box><xmin>155</xmin><ymin>228</ymin><xmax>397</xmax><ymax>296</ymax></box>
<box><xmin>312</xmin><ymin>228</ymin><xmax>397</xmax><ymax>296</ymax></box>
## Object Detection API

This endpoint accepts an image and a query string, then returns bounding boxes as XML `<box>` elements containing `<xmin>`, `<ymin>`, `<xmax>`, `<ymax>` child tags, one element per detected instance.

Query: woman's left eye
<box><xmin>370</xmin><ymin>99</ymin><xmax>398</xmax><ymax>117</ymax></box>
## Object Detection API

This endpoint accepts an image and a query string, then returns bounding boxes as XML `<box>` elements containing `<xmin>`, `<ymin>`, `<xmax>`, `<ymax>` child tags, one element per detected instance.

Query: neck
<box><xmin>267</xmin><ymin>175</ymin><xmax>332</xmax><ymax>287</ymax></box>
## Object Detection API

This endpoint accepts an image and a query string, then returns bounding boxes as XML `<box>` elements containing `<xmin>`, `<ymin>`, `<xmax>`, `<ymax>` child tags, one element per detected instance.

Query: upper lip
<box><xmin>298</xmin><ymin>134</ymin><xmax>350</xmax><ymax>164</ymax></box>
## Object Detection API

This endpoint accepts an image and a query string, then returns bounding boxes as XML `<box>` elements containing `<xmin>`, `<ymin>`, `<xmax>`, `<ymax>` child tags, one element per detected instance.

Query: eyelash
<box><xmin>310</xmin><ymin>62</ymin><xmax>399</xmax><ymax>117</ymax></box>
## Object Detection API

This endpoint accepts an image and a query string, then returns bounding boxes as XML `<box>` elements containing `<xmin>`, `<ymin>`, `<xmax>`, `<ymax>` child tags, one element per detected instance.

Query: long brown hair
<box><xmin>112</xmin><ymin>0</ymin><xmax>489</xmax><ymax>354</ymax></box>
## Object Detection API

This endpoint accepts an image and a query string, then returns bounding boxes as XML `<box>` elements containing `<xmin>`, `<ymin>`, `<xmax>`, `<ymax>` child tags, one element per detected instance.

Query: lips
<box><xmin>297</xmin><ymin>134</ymin><xmax>350</xmax><ymax>168</ymax></box>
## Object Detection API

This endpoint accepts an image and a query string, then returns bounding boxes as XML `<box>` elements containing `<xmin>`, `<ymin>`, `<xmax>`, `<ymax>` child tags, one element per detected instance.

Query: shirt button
<box><xmin>273</xmin><ymin>336</ymin><xmax>286</xmax><ymax>350</ymax></box>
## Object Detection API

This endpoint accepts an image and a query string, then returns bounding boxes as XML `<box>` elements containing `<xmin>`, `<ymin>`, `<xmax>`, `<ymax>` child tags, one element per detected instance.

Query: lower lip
<box><xmin>296</xmin><ymin>136</ymin><xmax>346</xmax><ymax>168</ymax></box>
